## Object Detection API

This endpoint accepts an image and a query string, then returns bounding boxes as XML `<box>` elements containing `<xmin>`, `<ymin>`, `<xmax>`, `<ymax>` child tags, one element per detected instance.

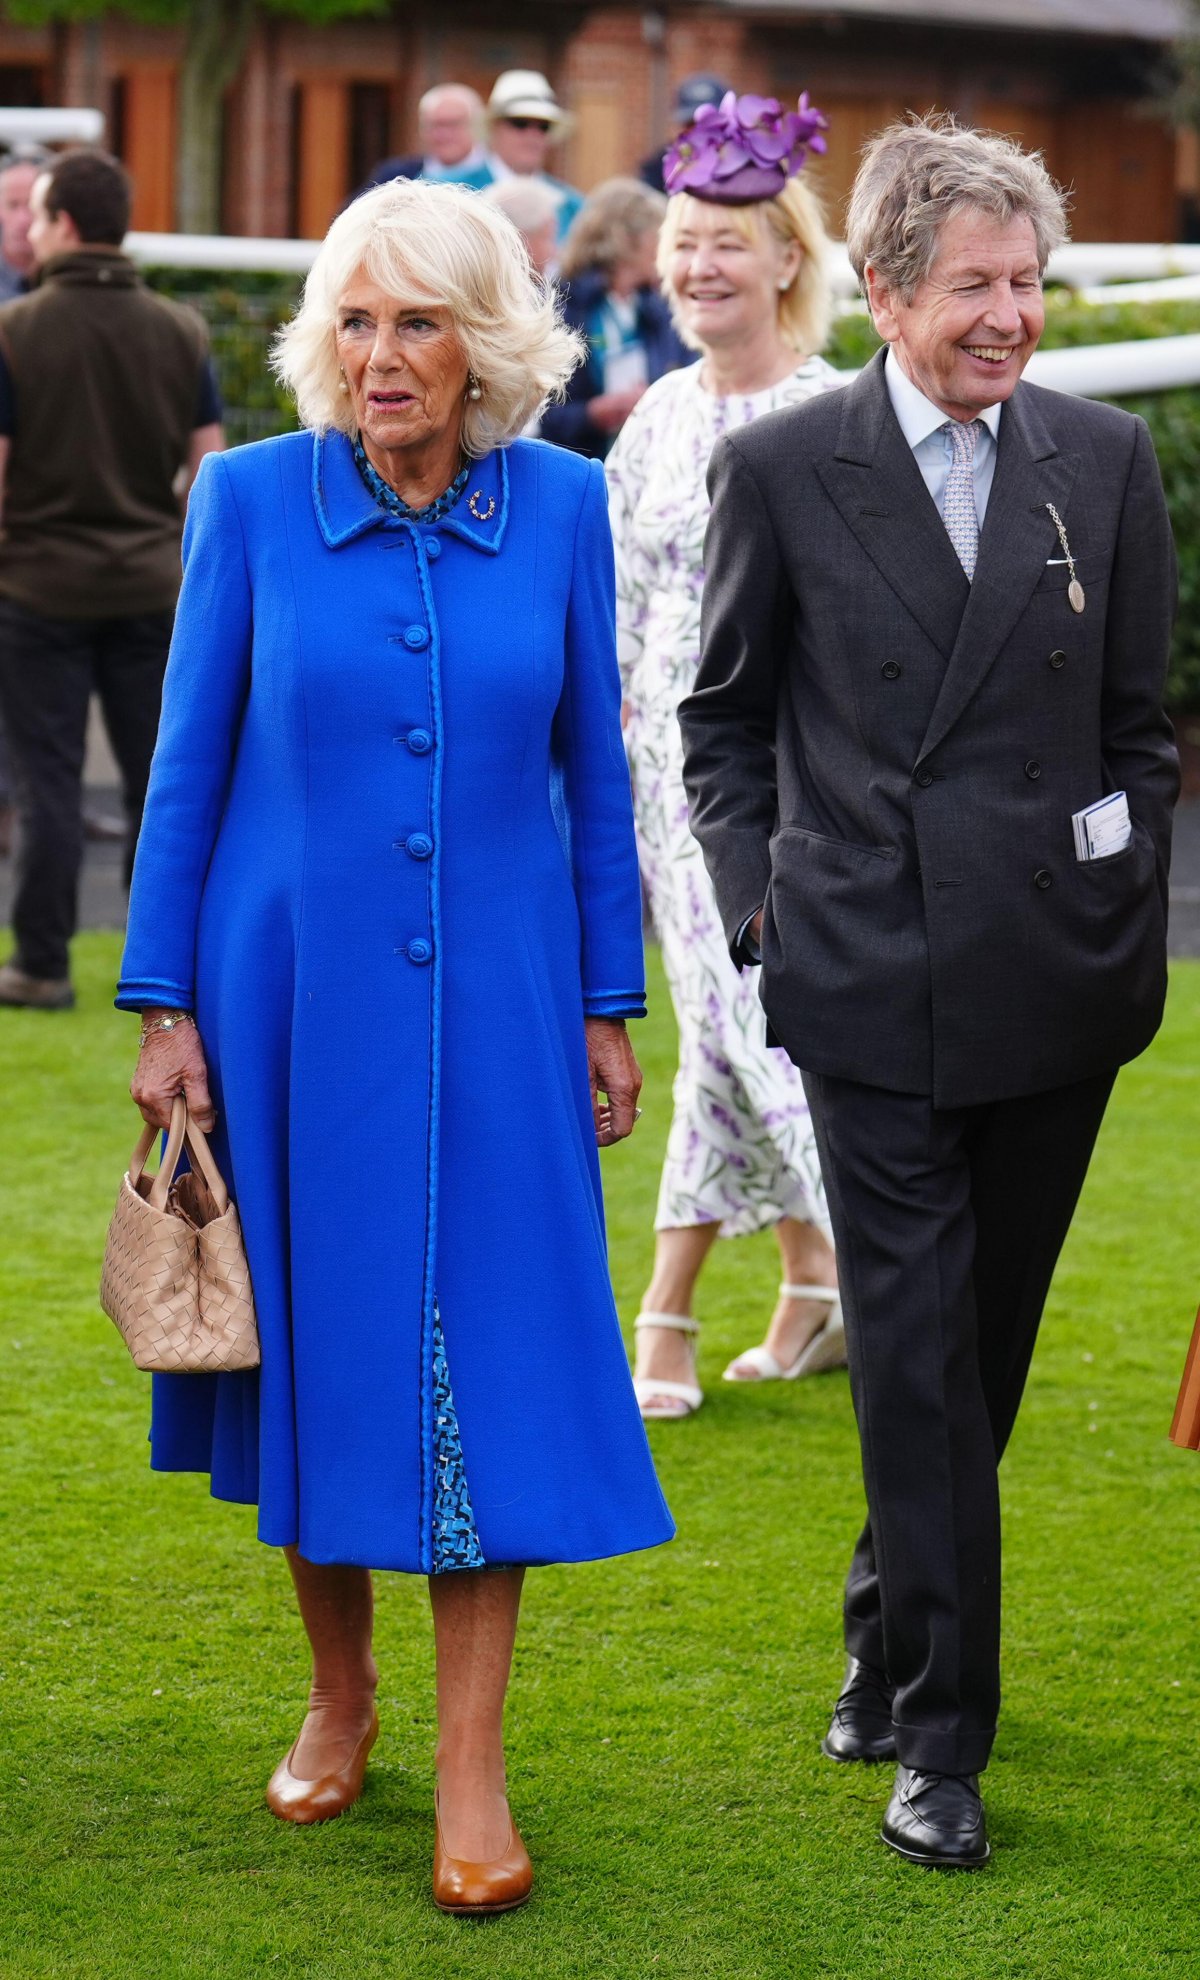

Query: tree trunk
<box><xmin>175</xmin><ymin>0</ymin><xmax>257</xmax><ymax>234</ymax></box>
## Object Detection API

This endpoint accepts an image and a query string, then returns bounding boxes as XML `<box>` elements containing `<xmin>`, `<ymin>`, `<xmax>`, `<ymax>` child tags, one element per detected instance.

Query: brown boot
<box><xmin>0</xmin><ymin>962</ymin><xmax>75</xmax><ymax>1010</ymax></box>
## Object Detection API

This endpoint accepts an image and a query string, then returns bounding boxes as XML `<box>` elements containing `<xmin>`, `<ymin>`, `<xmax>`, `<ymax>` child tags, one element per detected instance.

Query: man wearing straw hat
<box><xmin>484</xmin><ymin>70</ymin><xmax>583</xmax><ymax>244</ymax></box>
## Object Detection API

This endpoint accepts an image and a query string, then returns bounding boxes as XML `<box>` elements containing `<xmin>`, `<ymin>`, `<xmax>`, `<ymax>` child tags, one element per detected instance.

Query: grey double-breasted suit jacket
<box><xmin>680</xmin><ymin>348</ymin><xmax>1180</xmax><ymax>1109</ymax></box>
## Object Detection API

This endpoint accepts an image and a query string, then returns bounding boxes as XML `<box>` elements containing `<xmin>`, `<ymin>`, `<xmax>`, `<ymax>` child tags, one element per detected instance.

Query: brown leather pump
<box><xmin>432</xmin><ymin>1791</ymin><xmax>534</xmax><ymax>1916</ymax></box>
<box><xmin>265</xmin><ymin>1709</ymin><xmax>380</xmax><ymax>1824</ymax></box>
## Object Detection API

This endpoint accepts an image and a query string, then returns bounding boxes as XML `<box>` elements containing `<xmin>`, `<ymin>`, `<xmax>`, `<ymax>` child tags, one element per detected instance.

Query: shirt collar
<box><xmin>484</xmin><ymin>157</ymin><xmax>563</xmax><ymax>203</ymax></box>
<box><xmin>422</xmin><ymin>144</ymin><xmax>488</xmax><ymax>179</ymax></box>
<box><xmin>884</xmin><ymin>346</ymin><xmax>1002</xmax><ymax>450</ymax></box>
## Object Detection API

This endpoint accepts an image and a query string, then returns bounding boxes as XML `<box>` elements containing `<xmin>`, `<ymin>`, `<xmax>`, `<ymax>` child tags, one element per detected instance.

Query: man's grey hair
<box><xmin>846</xmin><ymin>114</ymin><xmax>1070</xmax><ymax>302</ymax></box>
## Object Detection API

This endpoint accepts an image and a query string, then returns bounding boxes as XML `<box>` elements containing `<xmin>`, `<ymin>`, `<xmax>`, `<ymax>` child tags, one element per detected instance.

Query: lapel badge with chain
<box><xmin>1044</xmin><ymin>502</ymin><xmax>1085</xmax><ymax>614</ymax></box>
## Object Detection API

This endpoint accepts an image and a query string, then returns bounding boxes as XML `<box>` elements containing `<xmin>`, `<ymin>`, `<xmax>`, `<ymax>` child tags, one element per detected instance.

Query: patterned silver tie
<box><xmin>940</xmin><ymin>418</ymin><xmax>984</xmax><ymax>580</ymax></box>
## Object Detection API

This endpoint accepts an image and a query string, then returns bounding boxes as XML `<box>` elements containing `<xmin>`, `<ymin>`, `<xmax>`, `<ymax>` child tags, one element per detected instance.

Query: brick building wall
<box><xmin>0</xmin><ymin>3</ymin><xmax>1183</xmax><ymax>243</ymax></box>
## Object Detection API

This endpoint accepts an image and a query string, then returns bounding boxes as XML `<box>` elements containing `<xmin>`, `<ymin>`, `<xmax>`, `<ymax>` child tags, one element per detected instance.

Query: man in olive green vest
<box><xmin>0</xmin><ymin>148</ymin><xmax>223</xmax><ymax>1009</ymax></box>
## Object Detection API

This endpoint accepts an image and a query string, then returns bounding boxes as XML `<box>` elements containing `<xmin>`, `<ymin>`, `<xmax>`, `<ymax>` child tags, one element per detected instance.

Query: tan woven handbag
<box><xmin>100</xmin><ymin>1096</ymin><xmax>259</xmax><ymax>1373</ymax></box>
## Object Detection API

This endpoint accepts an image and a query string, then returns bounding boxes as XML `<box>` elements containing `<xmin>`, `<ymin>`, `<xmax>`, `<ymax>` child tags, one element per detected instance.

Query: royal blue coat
<box><xmin>117</xmin><ymin>429</ymin><xmax>674</xmax><ymax>1573</ymax></box>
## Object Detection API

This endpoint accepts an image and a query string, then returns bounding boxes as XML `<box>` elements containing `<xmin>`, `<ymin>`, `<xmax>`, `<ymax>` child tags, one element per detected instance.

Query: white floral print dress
<box><xmin>606</xmin><ymin>357</ymin><xmax>842</xmax><ymax>1237</ymax></box>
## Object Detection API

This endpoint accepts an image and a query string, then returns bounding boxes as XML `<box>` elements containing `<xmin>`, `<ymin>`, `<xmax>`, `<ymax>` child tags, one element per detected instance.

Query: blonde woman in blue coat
<box><xmin>118</xmin><ymin>179</ymin><xmax>673</xmax><ymax>1917</ymax></box>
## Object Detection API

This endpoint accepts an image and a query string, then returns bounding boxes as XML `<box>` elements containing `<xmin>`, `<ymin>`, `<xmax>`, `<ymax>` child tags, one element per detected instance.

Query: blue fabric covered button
<box><xmin>406</xmin><ymin>833</ymin><xmax>433</xmax><ymax>860</ymax></box>
<box><xmin>406</xmin><ymin>938</ymin><xmax>432</xmax><ymax>964</ymax></box>
<box><xmin>425</xmin><ymin>537</ymin><xmax>442</xmax><ymax>561</ymax></box>
<box><xmin>406</xmin><ymin>728</ymin><xmax>432</xmax><ymax>754</ymax></box>
<box><xmin>404</xmin><ymin>624</ymin><xmax>430</xmax><ymax>650</ymax></box>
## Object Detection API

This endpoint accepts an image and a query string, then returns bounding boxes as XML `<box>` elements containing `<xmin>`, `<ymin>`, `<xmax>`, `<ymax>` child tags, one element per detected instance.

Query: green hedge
<box><xmin>146</xmin><ymin>269</ymin><xmax>1200</xmax><ymax>706</ymax></box>
<box><xmin>1122</xmin><ymin>389</ymin><xmax>1200</xmax><ymax>708</ymax></box>
<box><xmin>144</xmin><ymin>266</ymin><xmax>300</xmax><ymax>446</ymax></box>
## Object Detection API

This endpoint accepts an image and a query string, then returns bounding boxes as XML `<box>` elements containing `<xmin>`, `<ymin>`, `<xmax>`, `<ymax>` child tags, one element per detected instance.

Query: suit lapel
<box><xmin>815</xmin><ymin>350</ymin><xmax>970</xmax><ymax>661</ymax></box>
<box><xmin>917</xmin><ymin>385</ymin><xmax>1078</xmax><ymax>763</ymax></box>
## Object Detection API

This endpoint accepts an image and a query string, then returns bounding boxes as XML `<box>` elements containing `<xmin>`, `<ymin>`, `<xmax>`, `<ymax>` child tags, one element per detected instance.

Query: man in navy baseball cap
<box><xmin>638</xmin><ymin>74</ymin><xmax>729</xmax><ymax>192</ymax></box>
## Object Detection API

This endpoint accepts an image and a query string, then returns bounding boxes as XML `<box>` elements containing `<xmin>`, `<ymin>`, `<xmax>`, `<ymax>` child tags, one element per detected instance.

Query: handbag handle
<box><xmin>128</xmin><ymin>1095</ymin><xmax>230</xmax><ymax>1216</ymax></box>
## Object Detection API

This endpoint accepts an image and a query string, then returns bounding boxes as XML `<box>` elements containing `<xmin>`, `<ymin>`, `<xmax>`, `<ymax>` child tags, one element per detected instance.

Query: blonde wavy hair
<box><xmin>272</xmin><ymin>178</ymin><xmax>584</xmax><ymax>454</ymax></box>
<box><xmin>658</xmin><ymin>175</ymin><xmax>834</xmax><ymax>357</ymax></box>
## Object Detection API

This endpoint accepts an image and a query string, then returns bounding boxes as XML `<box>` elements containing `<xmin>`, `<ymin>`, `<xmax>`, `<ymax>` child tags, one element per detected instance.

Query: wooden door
<box><xmin>801</xmin><ymin>92</ymin><xmax>908</xmax><ymax>234</ymax></box>
<box><xmin>1048</xmin><ymin>102</ymin><xmax>1176</xmax><ymax>242</ymax></box>
<box><xmin>294</xmin><ymin>75</ymin><xmax>349</xmax><ymax>239</ymax></box>
<box><xmin>120</xmin><ymin>62</ymin><xmax>175</xmax><ymax>233</ymax></box>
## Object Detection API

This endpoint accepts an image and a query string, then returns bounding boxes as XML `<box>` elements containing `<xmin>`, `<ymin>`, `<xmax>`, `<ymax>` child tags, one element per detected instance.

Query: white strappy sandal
<box><xmin>632</xmin><ymin>1312</ymin><xmax>703</xmax><ymax>1420</ymax></box>
<box><xmin>722</xmin><ymin>1283</ymin><xmax>846</xmax><ymax>1384</ymax></box>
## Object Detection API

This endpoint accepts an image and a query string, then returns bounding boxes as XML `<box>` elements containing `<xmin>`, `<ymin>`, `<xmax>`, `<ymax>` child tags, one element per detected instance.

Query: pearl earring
<box><xmin>338</xmin><ymin>367</ymin><xmax>349</xmax><ymax>394</ymax></box>
<box><xmin>467</xmin><ymin>373</ymin><xmax>482</xmax><ymax>402</ymax></box>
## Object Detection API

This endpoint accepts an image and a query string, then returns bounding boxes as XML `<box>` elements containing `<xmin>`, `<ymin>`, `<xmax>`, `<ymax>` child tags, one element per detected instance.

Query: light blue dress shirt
<box><xmin>883</xmin><ymin>347</ymin><xmax>1003</xmax><ymax>524</ymax></box>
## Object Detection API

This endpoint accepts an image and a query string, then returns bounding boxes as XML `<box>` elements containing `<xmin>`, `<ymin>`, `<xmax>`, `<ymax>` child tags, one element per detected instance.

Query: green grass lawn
<box><xmin>2</xmin><ymin>934</ymin><xmax>1198</xmax><ymax>1979</ymax></box>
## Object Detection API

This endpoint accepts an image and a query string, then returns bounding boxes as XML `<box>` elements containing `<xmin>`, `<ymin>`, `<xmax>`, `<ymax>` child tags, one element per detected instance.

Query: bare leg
<box><xmin>430</xmin><ymin>1566</ymin><xmax>525</xmax><ymax>1860</ymax></box>
<box><xmin>284</xmin><ymin>1546</ymin><xmax>378</xmax><ymax>1777</ymax></box>
<box><xmin>768</xmin><ymin>1216</ymin><xmax>840</xmax><ymax>1359</ymax></box>
<box><xmin>632</xmin><ymin>1222</ymin><xmax>720</xmax><ymax>1403</ymax></box>
<box><xmin>725</xmin><ymin>1217</ymin><xmax>840</xmax><ymax>1378</ymax></box>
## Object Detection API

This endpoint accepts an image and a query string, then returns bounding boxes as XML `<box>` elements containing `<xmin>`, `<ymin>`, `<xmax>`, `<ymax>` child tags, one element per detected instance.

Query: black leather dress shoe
<box><xmin>881</xmin><ymin>1766</ymin><xmax>990</xmax><ymax>1868</ymax></box>
<box><xmin>822</xmin><ymin>1657</ymin><xmax>897</xmax><ymax>1763</ymax></box>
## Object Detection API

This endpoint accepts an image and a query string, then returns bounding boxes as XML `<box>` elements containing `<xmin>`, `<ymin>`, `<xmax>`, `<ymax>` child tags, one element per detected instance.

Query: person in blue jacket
<box><xmin>119</xmin><ymin>178</ymin><xmax>673</xmax><ymax>1918</ymax></box>
<box><xmin>541</xmin><ymin>177</ymin><xmax>693</xmax><ymax>460</ymax></box>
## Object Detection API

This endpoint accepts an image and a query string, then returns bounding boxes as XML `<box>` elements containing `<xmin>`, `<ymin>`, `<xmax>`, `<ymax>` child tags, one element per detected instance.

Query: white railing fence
<box><xmin>821</xmin><ymin>241</ymin><xmax>1200</xmax><ymax>300</ymax></box>
<box><xmin>128</xmin><ymin>233</ymin><xmax>1200</xmax><ymax>293</ymax></box>
<box><xmin>128</xmin><ymin>232</ymin><xmax>1200</xmax><ymax>422</ymax></box>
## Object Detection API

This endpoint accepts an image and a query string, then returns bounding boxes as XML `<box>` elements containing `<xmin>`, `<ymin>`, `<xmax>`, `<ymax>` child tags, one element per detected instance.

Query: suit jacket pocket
<box><xmin>772</xmin><ymin>824</ymin><xmax>897</xmax><ymax>863</ymax></box>
<box><xmin>1069</xmin><ymin>818</ymin><xmax>1162</xmax><ymax>942</ymax></box>
<box><xmin>1033</xmin><ymin>552</ymin><xmax>1110</xmax><ymax>595</ymax></box>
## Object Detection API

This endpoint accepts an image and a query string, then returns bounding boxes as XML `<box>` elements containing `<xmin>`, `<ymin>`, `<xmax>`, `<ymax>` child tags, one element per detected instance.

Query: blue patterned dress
<box><xmin>430</xmin><ymin>1309</ymin><xmax>485</xmax><ymax>1571</ymax></box>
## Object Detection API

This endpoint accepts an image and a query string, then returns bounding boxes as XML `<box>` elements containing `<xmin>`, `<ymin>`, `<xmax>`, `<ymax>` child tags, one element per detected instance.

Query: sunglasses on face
<box><xmin>503</xmin><ymin>117</ymin><xmax>552</xmax><ymax>133</ymax></box>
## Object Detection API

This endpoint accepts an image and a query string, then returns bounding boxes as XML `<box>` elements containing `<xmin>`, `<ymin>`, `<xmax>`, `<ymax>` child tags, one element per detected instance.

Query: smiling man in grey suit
<box><xmin>680</xmin><ymin>117</ymin><xmax>1179</xmax><ymax>1868</ymax></box>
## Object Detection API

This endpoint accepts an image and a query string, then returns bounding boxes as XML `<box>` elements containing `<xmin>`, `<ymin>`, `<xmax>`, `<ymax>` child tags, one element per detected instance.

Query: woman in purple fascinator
<box><xmin>606</xmin><ymin>93</ymin><xmax>847</xmax><ymax>1419</ymax></box>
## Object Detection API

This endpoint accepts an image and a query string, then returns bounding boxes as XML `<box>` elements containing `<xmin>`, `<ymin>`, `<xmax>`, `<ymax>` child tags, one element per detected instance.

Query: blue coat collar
<box><xmin>312</xmin><ymin>428</ymin><xmax>509</xmax><ymax>554</ymax></box>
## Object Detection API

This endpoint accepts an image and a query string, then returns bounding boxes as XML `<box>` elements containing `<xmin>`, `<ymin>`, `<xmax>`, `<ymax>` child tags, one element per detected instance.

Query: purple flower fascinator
<box><xmin>664</xmin><ymin>90</ymin><xmax>828</xmax><ymax>205</ymax></box>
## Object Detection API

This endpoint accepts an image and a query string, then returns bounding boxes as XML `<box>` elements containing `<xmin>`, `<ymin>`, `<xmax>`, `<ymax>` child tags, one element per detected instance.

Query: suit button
<box><xmin>881</xmin><ymin>661</ymin><xmax>901</xmax><ymax>680</ymax></box>
<box><xmin>406</xmin><ymin>832</ymin><xmax>433</xmax><ymax>859</ymax></box>
<box><xmin>405</xmin><ymin>728</ymin><xmax>432</xmax><ymax>754</ymax></box>
<box><xmin>405</xmin><ymin>938</ymin><xmax>432</xmax><ymax>964</ymax></box>
<box><xmin>404</xmin><ymin>625</ymin><xmax>430</xmax><ymax>650</ymax></box>
<box><xmin>1049</xmin><ymin>649</ymin><xmax>1066</xmax><ymax>669</ymax></box>
<box><xmin>1034</xmin><ymin>868</ymin><xmax>1052</xmax><ymax>889</ymax></box>
<box><xmin>914</xmin><ymin>769</ymin><xmax>934</xmax><ymax>787</ymax></box>
<box><xmin>1025</xmin><ymin>760</ymin><xmax>1042</xmax><ymax>780</ymax></box>
<box><xmin>424</xmin><ymin>537</ymin><xmax>441</xmax><ymax>561</ymax></box>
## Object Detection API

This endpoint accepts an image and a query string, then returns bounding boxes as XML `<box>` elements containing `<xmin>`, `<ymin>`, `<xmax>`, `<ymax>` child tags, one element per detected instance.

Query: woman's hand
<box><xmin>588</xmin><ymin>387</ymin><xmax>645</xmax><ymax>435</ymax></box>
<box><xmin>130</xmin><ymin>1012</ymin><xmax>216</xmax><ymax>1132</ymax></box>
<box><xmin>586</xmin><ymin>1017</ymin><xmax>643</xmax><ymax>1147</ymax></box>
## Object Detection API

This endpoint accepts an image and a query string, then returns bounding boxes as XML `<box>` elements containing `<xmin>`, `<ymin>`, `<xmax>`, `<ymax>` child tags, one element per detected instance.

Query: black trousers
<box><xmin>0</xmin><ymin>598</ymin><xmax>172</xmax><ymax>979</ymax></box>
<box><xmin>802</xmin><ymin>1066</ymin><xmax>1116</xmax><ymax>1776</ymax></box>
